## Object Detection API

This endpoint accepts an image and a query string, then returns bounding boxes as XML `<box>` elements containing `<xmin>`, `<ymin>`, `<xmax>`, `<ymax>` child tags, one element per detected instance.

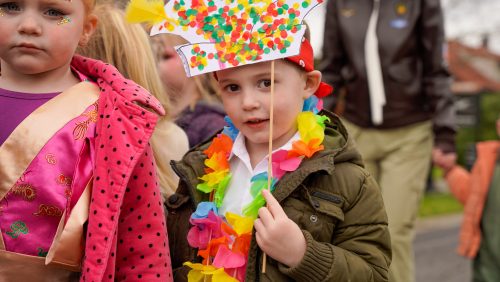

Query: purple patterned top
<box><xmin>0</xmin><ymin>70</ymin><xmax>88</xmax><ymax>145</ymax></box>
<box><xmin>0</xmin><ymin>89</ymin><xmax>59</xmax><ymax>145</ymax></box>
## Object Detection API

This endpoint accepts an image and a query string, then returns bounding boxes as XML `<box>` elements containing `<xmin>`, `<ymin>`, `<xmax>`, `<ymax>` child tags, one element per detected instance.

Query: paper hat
<box><xmin>126</xmin><ymin>0</ymin><xmax>326</xmax><ymax>77</ymax></box>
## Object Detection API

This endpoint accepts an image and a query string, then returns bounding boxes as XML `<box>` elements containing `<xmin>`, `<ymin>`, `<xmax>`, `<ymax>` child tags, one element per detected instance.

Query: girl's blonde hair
<box><xmin>83</xmin><ymin>0</ymin><xmax>96</xmax><ymax>14</ymax></box>
<box><xmin>77</xmin><ymin>3</ymin><xmax>183</xmax><ymax>196</ymax></box>
<box><xmin>151</xmin><ymin>34</ymin><xmax>221</xmax><ymax>105</ymax></box>
<box><xmin>77</xmin><ymin>4</ymin><xmax>171</xmax><ymax>116</ymax></box>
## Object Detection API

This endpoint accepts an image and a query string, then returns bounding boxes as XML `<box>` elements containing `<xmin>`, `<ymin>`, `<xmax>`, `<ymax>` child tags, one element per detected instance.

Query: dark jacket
<box><xmin>320</xmin><ymin>0</ymin><xmax>456</xmax><ymax>152</ymax></box>
<box><xmin>175</xmin><ymin>101</ymin><xmax>226</xmax><ymax>148</ymax></box>
<box><xmin>166</xmin><ymin>111</ymin><xmax>392</xmax><ymax>281</ymax></box>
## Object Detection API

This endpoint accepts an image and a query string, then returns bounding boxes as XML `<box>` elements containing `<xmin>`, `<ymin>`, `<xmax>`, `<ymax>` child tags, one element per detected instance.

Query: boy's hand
<box><xmin>254</xmin><ymin>189</ymin><xmax>306</xmax><ymax>268</ymax></box>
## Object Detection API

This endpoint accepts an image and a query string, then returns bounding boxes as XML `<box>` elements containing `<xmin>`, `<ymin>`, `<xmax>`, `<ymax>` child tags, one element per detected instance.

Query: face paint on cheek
<box><xmin>57</xmin><ymin>16</ymin><xmax>72</xmax><ymax>25</ymax></box>
<box><xmin>0</xmin><ymin>8</ymin><xmax>4</xmax><ymax>16</ymax></box>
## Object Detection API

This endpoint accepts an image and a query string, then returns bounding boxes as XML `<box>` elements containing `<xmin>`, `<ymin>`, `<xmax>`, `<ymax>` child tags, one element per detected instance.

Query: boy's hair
<box><xmin>151</xmin><ymin>34</ymin><xmax>221</xmax><ymax>104</ymax></box>
<box><xmin>283</xmin><ymin>22</ymin><xmax>333</xmax><ymax>98</ymax></box>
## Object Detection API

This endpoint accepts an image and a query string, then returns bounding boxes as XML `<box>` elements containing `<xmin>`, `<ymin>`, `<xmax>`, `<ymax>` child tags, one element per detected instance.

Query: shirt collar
<box><xmin>229</xmin><ymin>131</ymin><xmax>301</xmax><ymax>170</ymax></box>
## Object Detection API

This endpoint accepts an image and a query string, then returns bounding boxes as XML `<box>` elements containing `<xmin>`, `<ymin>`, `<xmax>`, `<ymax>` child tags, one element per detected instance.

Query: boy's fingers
<box><xmin>262</xmin><ymin>189</ymin><xmax>287</xmax><ymax>219</ymax></box>
<box><xmin>258</xmin><ymin>206</ymin><xmax>274</xmax><ymax>227</ymax></box>
<box><xmin>254</xmin><ymin>219</ymin><xmax>267</xmax><ymax>237</ymax></box>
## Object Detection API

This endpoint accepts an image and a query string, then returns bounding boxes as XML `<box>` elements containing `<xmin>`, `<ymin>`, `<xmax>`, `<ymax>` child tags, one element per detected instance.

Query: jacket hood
<box><xmin>71</xmin><ymin>55</ymin><xmax>165</xmax><ymax>116</ymax></box>
<box><xmin>316</xmin><ymin>110</ymin><xmax>364</xmax><ymax>168</ymax></box>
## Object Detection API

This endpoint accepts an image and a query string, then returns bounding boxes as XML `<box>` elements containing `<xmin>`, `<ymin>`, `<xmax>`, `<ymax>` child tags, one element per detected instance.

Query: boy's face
<box><xmin>0</xmin><ymin>0</ymin><xmax>91</xmax><ymax>76</ymax></box>
<box><xmin>217</xmin><ymin>60</ymin><xmax>314</xmax><ymax>151</ymax></box>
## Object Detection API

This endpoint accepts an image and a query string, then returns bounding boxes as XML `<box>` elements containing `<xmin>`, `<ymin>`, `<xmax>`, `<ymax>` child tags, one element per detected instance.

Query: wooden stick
<box><xmin>262</xmin><ymin>60</ymin><xmax>275</xmax><ymax>274</ymax></box>
<box><xmin>204</xmin><ymin>228</ymin><xmax>212</xmax><ymax>282</ymax></box>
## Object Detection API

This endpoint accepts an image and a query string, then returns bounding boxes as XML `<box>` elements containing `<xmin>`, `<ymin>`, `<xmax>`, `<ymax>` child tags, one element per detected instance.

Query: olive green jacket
<box><xmin>166</xmin><ymin>111</ymin><xmax>391</xmax><ymax>281</ymax></box>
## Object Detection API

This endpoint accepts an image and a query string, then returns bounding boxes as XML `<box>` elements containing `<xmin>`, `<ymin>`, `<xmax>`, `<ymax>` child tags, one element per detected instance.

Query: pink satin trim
<box><xmin>0</xmin><ymin>104</ymin><xmax>96</xmax><ymax>256</ymax></box>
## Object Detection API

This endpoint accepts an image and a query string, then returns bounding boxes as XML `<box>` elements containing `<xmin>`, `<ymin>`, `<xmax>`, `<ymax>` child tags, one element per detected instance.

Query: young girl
<box><xmin>166</xmin><ymin>38</ymin><xmax>392</xmax><ymax>281</ymax></box>
<box><xmin>77</xmin><ymin>3</ymin><xmax>189</xmax><ymax>198</ymax></box>
<box><xmin>0</xmin><ymin>0</ymin><xmax>172</xmax><ymax>280</ymax></box>
<box><xmin>152</xmin><ymin>34</ymin><xmax>226</xmax><ymax>148</ymax></box>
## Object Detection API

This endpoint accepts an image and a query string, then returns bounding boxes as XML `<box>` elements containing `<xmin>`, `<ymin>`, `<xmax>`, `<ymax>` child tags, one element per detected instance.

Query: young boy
<box><xmin>166</xmin><ymin>37</ymin><xmax>391</xmax><ymax>281</ymax></box>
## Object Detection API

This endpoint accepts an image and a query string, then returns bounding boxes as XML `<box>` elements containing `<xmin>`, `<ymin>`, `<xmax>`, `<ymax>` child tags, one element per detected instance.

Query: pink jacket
<box><xmin>446</xmin><ymin>140</ymin><xmax>500</xmax><ymax>259</ymax></box>
<box><xmin>71</xmin><ymin>56</ymin><xmax>173</xmax><ymax>281</ymax></box>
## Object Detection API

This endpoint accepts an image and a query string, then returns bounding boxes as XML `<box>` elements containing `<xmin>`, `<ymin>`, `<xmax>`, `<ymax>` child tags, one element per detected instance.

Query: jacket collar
<box><xmin>71</xmin><ymin>55</ymin><xmax>165</xmax><ymax>116</ymax></box>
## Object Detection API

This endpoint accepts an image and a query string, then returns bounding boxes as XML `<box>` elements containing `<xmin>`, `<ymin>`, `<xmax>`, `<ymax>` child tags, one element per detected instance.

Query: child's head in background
<box><xmin>214</xmin><ymin>36</ymin><xmax>325</xmax><ymax>159</ymax></box>
<box><xmin>152</xmin><ymin>34</ymin><xmax>220</xmax><ymax>118</ymax></box>
<box><xmin>0</xmin><ymin>0</ymin><xmax>97</xmax><ymax>92</ymax></box>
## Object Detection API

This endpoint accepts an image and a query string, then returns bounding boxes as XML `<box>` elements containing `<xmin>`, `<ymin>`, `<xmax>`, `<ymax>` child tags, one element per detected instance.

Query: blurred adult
<box><xmin>320</xmin><ymin>0</ymin><xmax>456</xmax><ymax>281</ymax></box>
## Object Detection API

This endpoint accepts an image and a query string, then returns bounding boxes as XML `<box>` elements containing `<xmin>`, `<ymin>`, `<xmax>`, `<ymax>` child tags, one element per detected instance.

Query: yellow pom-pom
<box><xmin>125</xmin><ymin>0</ymin><xmax>167</xmax><ymax>25</ymax></box>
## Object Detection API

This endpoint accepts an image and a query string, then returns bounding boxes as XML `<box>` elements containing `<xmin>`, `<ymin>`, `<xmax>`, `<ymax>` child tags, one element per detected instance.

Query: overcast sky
<box><xmin>307</xmin><ymin>0</ymin><xmax>500</xmax><ymax>57</ymax></box>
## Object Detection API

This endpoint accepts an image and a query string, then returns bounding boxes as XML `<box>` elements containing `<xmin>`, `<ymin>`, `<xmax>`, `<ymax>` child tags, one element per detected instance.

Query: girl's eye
<box><xmin>257</xmin><ymin>79</ymin><xmax>272</xmax><ymax>89</ymax></box>
<box><xmin>46</xmin><ymin>9</ymin><xmax>64</xmax><ymax>17</ymax></box>
<box><xmin>0</xmin><ymin>2</ymin><xmax>20</xmax><ymax>12</ymax></box>
<box><xmin>224</xmin><ymin>84</ymin><xmax>240</xmax><ymax>92</ymax></box>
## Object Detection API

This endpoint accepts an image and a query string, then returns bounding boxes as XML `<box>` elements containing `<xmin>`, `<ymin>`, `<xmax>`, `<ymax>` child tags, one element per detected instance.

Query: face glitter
<box><xmin>57</xmin><ymin>16</ymin><xmax>72</xmax><ymax>25</ymax></box>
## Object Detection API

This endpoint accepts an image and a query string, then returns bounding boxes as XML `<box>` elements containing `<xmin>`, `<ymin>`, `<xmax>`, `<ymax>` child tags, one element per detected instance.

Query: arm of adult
<box><xmin>420</xmin><ymin>0</ymin><xmax>457</xmax><ymax>153</ymax></box>
<box><xmin>319</xmin><ymin>0</ymin><xmax>348</xmax><ymax>109</ymax></box>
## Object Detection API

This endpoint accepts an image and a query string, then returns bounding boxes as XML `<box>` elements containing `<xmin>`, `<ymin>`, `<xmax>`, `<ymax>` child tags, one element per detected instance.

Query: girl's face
<box><xmin>216</xmin><ymin>60</ymin><xmax>316</xmax><ymax>154</ymax></box>
<box><xmin>0</xmin><ymin>0</ymin><xmax>93</xmax><ymax>76</ymax></box>
<box><xmin>157</xmin><ymin>44</ymin><xmax>188</xmax><ymax>95</ymax></box>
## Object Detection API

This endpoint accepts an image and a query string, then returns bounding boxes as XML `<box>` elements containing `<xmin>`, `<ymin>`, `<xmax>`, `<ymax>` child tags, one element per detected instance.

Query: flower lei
<box><xmin>184</xmin><ymin>95</ymin><xmax>329</xmax><ymax>281</ymax></box>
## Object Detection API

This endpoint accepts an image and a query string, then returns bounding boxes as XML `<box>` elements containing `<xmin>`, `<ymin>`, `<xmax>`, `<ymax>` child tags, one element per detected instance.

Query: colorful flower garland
<box><xmin>184</xmin><ymin>96</ymin><xmax>329</xmax><ymax>281</ymax></box>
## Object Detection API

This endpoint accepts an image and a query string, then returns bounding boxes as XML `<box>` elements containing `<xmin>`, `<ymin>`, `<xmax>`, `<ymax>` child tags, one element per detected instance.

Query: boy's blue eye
<box><xmin>0</xmin><ymin>2</ymin><xmax>21</xmax><ymax>11</ymax></box>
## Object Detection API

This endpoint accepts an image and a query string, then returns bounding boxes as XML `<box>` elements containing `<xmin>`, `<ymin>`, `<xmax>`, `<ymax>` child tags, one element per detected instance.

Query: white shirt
<box><xmin>365</xmin><ymin>0</ymin><xmax>386</xmax><ymax>125</ymax></box>
<box><xmin>219</xmin><ymin>132</ymin><xmax>300</xmax><ymax>216</ymax></box>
